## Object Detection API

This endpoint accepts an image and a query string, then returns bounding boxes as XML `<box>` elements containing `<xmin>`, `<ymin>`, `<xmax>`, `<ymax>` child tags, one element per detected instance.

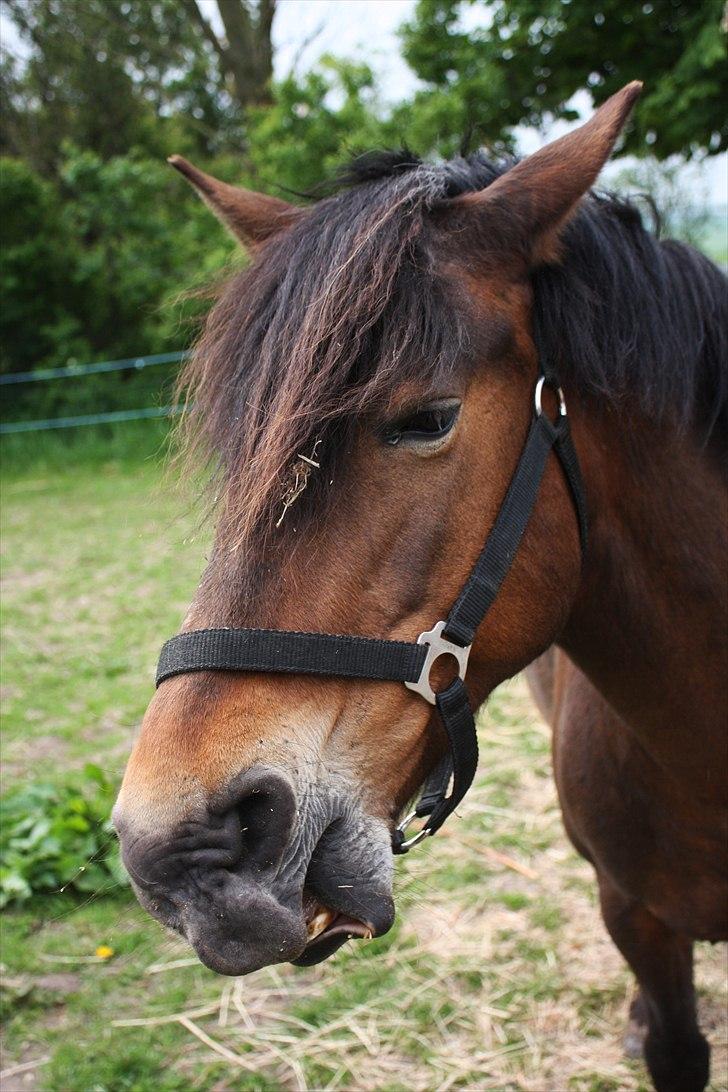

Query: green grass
<box><xmin>1</xmin><ymin>433</ymin><xmax>205</xmax><ymax>783</ymax></box>
<box><xmin>0</xmin><ymin>417</ymin><xmax>174</xmax><ymax>476</ymax></box>
<box><xmin>1</xmin><ymin>427</ymin><xmax>726</xmax><ymax>1091</ymax></box>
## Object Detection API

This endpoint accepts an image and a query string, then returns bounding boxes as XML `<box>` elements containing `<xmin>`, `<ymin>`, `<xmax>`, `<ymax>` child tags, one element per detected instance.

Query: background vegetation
<box><xmin>1</xmin><ymin>2</ymin><xmax>726</xmax><ymax>1088</ymax></box>
<box><xmin>1</xmin><ymin>0</ymin><xmax>726</xmax><ymax>400</ymax></box>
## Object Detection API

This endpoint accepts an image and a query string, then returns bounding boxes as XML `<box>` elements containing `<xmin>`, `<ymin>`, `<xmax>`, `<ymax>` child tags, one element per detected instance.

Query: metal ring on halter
<box><xmin>395</xmin><ymin>809</ymin><xmax>433</xmax><ymax>851</ymax></box>
<box><xmin>534</xmin><ymin>376</ymin><xmax>567</xmax><ymax>419</ymax></box>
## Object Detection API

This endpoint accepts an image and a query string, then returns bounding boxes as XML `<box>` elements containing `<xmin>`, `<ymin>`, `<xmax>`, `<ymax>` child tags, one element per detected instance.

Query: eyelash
<box><xmin>383</xmin><ymin>403</ymin><xmax>460</xmax><ymax>446</ymax></box>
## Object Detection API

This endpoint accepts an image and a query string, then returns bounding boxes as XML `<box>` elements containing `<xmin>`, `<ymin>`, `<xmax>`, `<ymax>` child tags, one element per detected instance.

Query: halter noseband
<box><xmin>156</xmin><ymin>365</ymin><xmax>587</xmax><ymax>854</ymax></box>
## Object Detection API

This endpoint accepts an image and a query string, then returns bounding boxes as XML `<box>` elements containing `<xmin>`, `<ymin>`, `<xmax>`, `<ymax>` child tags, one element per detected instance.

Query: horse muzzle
<box><xmin>113</xmin><ymin>765</ymin><xmax>395</xmax><ymax>975</ymax></box>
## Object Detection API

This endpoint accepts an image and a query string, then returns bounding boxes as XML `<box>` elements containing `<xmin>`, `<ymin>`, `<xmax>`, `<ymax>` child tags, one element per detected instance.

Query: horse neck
<box><xmin>559</xmin><ymin>401</ymin><xmax>727</xmax><ymax>767</ymax></box>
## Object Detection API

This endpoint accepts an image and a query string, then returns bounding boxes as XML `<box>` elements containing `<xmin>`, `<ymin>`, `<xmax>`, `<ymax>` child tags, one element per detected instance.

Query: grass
<box><xmin>1</xmin><ymin>428</ymin><xmax>726</xmax><ymax>1092</ymax></box>
<box><xmin>1</xmin><ymin>425</ymin><xmax>202</xmax><ymax>781</ymax></box>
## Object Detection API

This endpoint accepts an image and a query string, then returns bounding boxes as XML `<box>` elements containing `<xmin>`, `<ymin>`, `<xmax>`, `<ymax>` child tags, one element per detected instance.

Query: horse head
<box><xmin>114</xmin><ymin>84</ymin><xmax>641</xmax><ymax>976</ymax></box>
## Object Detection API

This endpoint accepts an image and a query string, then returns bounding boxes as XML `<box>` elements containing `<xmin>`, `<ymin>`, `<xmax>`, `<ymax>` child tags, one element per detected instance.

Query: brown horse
<box><xmin>114</xmin><ymin>83</ymin><xmax>727</xmax><ymax>1092</ymax></box>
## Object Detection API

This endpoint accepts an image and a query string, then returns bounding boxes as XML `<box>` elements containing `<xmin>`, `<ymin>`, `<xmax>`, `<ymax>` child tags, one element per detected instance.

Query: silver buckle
<box><xmin>404</xmin><ymin>620</ymin><xmax>471</xmax><ymax>706</ymax></box>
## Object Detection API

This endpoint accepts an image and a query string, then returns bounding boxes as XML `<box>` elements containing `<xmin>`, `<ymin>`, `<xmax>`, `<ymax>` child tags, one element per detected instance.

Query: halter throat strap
<box><xmin>156</xmin><ymin>375</ymin><xmax>587</xmax><ymax>854</ymax></box>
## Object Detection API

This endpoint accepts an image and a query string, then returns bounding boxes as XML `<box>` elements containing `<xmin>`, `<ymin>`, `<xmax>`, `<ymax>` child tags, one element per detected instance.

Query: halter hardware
<box><xmin>155</xmin><ymin>367</ymin><xmax>588</xmax><ymax>855</ymax></box>
<box><xmin>534</xmin><ymin>375</ymin><xmax>567</xmax><ymax>419</ymax></box>
<box><xmin>395</xmin><ymin>808</ymin><xmax>434</xmax><ymax>851</ymax></box>
<box><xmin>404</xmin><ymin>621</ymin><xmax>471</xmax><ymax>706</ymax></box>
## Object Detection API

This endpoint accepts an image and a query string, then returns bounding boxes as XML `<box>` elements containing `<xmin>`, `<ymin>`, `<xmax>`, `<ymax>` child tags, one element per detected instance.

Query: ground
<box><xmin>1</xmin><ymin>436</ymin><xmax>726</xmax><ymax>1092</ymax></box>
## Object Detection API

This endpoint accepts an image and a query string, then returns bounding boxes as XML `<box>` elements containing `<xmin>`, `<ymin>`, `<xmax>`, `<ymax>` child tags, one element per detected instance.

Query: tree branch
<box><xmin>255</xmin><ymin>0</ymin><xmax>276</xmax><ymax>89</ymax></box>
<box><xmin>181</xmin><ymin>0</ymin><xmax>227</xmax><ymax>65</ymax></box>
<box><xmin>215</xmin><ymin>0</ymin><xmax>269</xmax><ymax>107</ymax></box>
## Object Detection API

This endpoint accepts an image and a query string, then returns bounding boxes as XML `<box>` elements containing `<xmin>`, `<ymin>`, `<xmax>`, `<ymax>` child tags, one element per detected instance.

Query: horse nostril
<box><xmin>213</xmin><ymin>767</ymin><xmax>297</xmax><ymax>875</ymax></box>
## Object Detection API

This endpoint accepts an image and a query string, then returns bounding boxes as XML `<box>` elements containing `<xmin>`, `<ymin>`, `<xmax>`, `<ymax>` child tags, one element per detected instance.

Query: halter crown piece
<box><xmin>156</xmin><ymin>361</ymin><xmax>588</xmax><ymax>853</ymax></box>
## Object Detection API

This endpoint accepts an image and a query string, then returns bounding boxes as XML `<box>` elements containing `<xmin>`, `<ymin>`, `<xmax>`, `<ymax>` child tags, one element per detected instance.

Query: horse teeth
<box><xmin>307</xmin><ymin>907</ymin><xmax>336</xmax><ymax>940</ymax></box>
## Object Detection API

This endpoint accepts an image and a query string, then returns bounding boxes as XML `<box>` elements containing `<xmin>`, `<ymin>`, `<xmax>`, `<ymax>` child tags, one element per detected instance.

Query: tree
<box><xmin>399</xmin><ymin>0</ymin><xmax>728</xmax><ymax>159</ymax></box>
<box><xmin>0</xmin><ymin>158</ymin><xmax>88</xmax><ymax>375</ymax></box>
<box><xmin>181</xmin><ymin>0</ymin><xmax>276</xmax><ymax>109</ymax></box>
<box><xmin>0</xmin><ymin>145</ymin><xmax>234</xmax><ymax>416</ymax></box>
<box><xmin>0</xmin><ymin>0</ymin><xmax>277</xmax><ymax>174</ymax></box>
<box><xmin>246</xmin><ymin>58</ymin><xmax>391</xmax><ymax>191</ymax></box>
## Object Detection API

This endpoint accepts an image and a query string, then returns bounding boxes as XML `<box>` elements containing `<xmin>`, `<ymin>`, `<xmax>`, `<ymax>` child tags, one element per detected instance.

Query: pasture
<box><xmin>2</xmin><ymin>431</ymin><xmax>726</xmax><ymax>1092</ymax></box>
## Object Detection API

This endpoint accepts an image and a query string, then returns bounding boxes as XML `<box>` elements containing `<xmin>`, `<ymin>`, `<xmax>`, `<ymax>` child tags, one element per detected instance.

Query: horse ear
<box><xmin>453</xmin><ymin>81</ymin><xmax>643</xmax><ymax>265</ymax></box>
<box><xmin>167</xmin><ymin>156</ymin><xmax>301</xmax><ymax>247</ymax></box>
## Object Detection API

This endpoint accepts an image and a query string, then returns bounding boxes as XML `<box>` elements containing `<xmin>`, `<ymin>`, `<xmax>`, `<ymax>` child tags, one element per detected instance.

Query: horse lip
<box><xmin>305</xmin><ymin>911</ymin><xmax>374</xmax><ymax>949</ymax></box>
<box><xmin>302</xmin><ymin>888</ymin><xmax>375</xmax><ymax>945</ymax></box>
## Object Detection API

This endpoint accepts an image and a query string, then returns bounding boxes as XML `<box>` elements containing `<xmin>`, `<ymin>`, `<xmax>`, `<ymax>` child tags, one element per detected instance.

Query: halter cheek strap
<box><xmin>156</xmin><ymin>374</ymin><xmax>587</xmax><ymax>854</ymax></box>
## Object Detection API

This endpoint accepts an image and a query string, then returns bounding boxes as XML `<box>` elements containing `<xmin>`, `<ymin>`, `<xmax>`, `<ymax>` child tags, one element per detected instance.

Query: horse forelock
<box><xmin>175</xmin><ymin>160</ymin><xmax>475</xmax><ymax>567</ymax></box>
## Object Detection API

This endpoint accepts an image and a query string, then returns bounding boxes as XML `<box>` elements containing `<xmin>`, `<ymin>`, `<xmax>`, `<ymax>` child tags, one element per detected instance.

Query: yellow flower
<box><xmin>95</xmin><ymin>945</ymin><xmax>114</xmax><ymax>960</ymax></box>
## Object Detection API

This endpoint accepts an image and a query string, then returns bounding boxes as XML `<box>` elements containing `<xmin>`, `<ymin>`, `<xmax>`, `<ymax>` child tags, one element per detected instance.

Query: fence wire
<box><xmin>0</xmin><ymin>351</ymin><xmax>187</xmax><ymax>386</ymax></box>
<box><xmin>0</xmin><ymin>351</ymin><xmax>186</xmax><ymax>434</ymax></box>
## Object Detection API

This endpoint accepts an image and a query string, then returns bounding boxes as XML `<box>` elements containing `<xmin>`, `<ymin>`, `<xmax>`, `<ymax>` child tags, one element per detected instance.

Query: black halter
<box><xmin>156</xmin><ymin>368</ymin><xmax>587</xmax><ymax>853</ymax></box>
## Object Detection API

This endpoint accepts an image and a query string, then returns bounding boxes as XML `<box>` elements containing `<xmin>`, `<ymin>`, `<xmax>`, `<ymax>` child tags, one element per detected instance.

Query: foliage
<box><xmin>0</xmin><ymin>0</ymin><xmax>724</xmax><ymax>418</ymax></box>
<box><xmin>0</xmin><ymin>765</ymin><xmax>128</xmax><ymax>906</ymax></box>
<box><xmin>0</xmin><ymin>157</ymin><xmax>91</xmax><ymax>377</ymax></box>
<box><xmin>0</xmin><ymin>1</ymin><xmax>274</xmax><ymax>174</ymax></box>
<box><xmin>56</xmin><ymin>147</ymin><xmax>227</xmax><ymax>357</ymax></box>
<box><xmin>0</xmin><ymin>53</ymin><xmax>391</xmax><ymax>395</ymax></box>
<box><xmin>3</xmin><ymin>0</ymin><xmax>188</xmax><ymax>171</ymax></box>
<box><xmin>0</xmin><ymin>145</ymin><xmax>237</xmax><ymax>414</ymax></box>
<box><xmin>400</xmin><ymin>0</ymin><xmax>728</xmax><ymax>159</ymax></box>
<box><xmin>246</xmin><ymin>57</ymin><xmax>392</xmax><ymax>192</ymax></box>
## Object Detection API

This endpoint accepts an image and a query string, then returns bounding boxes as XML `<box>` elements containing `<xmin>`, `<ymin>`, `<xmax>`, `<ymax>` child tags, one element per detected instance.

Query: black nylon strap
<box><xmin>442</xmin><ymin>413</ymin><xmax>559</xmax><ymax>648</ymax></box>
<box><xmin>427</xmin><ymin>678</ymin><xmax>478</xmax><ymax>834</ymax></box>
<box><xmin>533</xmin><ymin>341</ymin><xmax>589</xmax><ymax>554</ymax></box>
<box><xmin>415</xmin><ymin>753</ymin><xmax>452</xmax><ymax>818</ymax></box>
<box><xmin>157</xmin><ymin>627</ymin><xmax>426</xmax><ymax>688</ymax></box>
<box><xmin>391</xmin><ymin>678</ymin><xmax>477</xmax><ymax>851</ymax></box>
<box><xmin>555</xmin><ymin>417</ymin><xmax>588</xmax><ymax>552</ymax></box>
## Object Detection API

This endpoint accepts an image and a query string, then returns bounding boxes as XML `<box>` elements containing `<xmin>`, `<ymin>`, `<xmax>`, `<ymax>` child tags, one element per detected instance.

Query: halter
<box><xmin>156</xmin><ymin>365</ymin><xmax>587</xmax><ymax>854</ymax></box>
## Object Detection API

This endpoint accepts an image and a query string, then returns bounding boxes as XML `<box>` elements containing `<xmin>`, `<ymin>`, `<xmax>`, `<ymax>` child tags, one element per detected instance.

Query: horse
<box><xmin>113</xmin><ymin>83</ymin><xmax>727</xmax><ymax>1092</ymax></box>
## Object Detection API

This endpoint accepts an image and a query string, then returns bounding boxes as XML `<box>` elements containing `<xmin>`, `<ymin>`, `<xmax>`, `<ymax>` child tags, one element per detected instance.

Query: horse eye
<box><xmin>383</xmin><ymin>401</ymin><xmax>460</xmax><ymax>447</ymax></box>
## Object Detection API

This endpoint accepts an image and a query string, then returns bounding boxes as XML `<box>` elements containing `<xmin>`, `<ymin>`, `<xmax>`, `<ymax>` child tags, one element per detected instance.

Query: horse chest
<box><xmin>552</xmin><ymin>678</ymin><xmax>728</xmax><ymax>942</ymax></box>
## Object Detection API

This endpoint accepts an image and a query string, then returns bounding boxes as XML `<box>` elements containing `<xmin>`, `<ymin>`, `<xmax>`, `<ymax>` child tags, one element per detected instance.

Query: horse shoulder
<box><xmin>528</xmin><ymin>651</ymin><xmax>728</xmax><ymax>942</ymax></box>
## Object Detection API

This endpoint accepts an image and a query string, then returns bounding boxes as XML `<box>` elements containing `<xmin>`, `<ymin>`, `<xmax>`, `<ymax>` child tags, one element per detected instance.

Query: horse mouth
<box><xmin>306</xmin><ymin>904</ymin><xmax>373</xmax><ymax>943</ymax></box>
<box><xmin>294</xmin><ymin>893</ymin><xmax>374</xmax><ymax>966</ymax></box>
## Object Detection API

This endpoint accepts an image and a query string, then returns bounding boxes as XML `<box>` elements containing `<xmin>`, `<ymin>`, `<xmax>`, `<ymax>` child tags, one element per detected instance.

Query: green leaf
<box><xmin>0</xmin><ymin>768</ymin><xmax>125</xmax><ymax>904</ymax></box>
<box><xmin>83</xmin><ymin>763</ymin><xmax>109</xmax><ymax>788</ymax></box>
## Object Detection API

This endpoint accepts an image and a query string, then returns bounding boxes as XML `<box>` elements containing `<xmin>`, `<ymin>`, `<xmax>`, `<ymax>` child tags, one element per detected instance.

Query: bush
<box><xmin>0</xmin><ymin>157</ymin><xmax>91</xmax><ymax>377</ymax></box>
<box><xmin>0</xmin><ymin>764</ymin><xmax>128</xmax><ymax>907</ymax></box>
<box><xmin>246</xmin><ymin>58</ymin><xmax>391</xmax><ymax>192</ymax></box>
<box><xmin>0</xmin><ymin>144</ymin><xmax>242</xmax><ymax>423</ymax></box>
